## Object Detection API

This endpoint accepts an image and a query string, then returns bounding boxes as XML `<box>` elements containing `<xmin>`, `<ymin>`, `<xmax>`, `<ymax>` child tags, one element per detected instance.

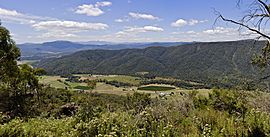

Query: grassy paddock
<box><xmin>75</xmin><ymin>74</ymin><xmax>142</xmax><ymax>85</ymax></box>
<box><xmin>74</xmin><ymin>86</ymin><xmax>92</xmax><ymax>90</ymax></box>
<box><xmin>39</xmin><ymin>76</ymin><xmax>86</xmax><ymax>89</ymax></box>
<box><xmin>102</xmin><ymin>75</ymin><xmax>141</xmax><ymax>85</ymax></box>
<box><xmin>138</xmin><ymin>86</ymin><xmax>175</xmax><ymax>91</ymax></box>
<box><xmin>39</xmin><ymin>76</ymin><xmax>67</xmax><ymax>89</ymax></box>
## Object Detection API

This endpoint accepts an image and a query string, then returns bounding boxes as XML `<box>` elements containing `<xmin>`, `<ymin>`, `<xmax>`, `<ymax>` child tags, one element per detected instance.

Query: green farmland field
<box><xmin>74</xmin><ymin>86</ymin><xmax>92</xmax><ymax>90</ymax></box>
<box><xmin>138</xmin><ymin>86</ymin><xmax>175</xmax><ymax>91</ymax></box>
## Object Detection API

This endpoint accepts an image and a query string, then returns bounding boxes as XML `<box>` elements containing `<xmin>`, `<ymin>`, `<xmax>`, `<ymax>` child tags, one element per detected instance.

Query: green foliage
<box><xmin>125</xmin><ymin>92</ymin><xmax>151</xmax><ymax>113</ymax></box>
<box><xmin>0</xmin><ymin>25</ymin><xmax>44</xmax><ymax>117</ymax></box>
<box><xmin>101</xmin><ymin>75</ymin><xmax>141</xmax><ymax>85</ymax></box>
<box><xmin>209</xmin><ymin>89</ymin><xmax>248</xmax><ymax>115</ymax></box>
<box><xmin>0</xmin><ymin>26</ymin><xmax>20</xmax><ymax>82</ymax></box>
<box><xmin>74</xmin><ymin>86</ymin><xmax>93</xmax><ymax>90</ymax></box>
<box><xmin>98</xmin><ymin>79</ymin><xmax>134</xmax><ymax>87</ymax></box>
<box><xmin>1</xmin><ymin>89</ymin><xmax>270</xmax><ymax>136</ymax></box>
<box><xmin>252</xmin><ymin>40</ymin><xmax>270</xmax><ymax>68</ymax></box>
<box><xmin>138</xmin><ymin>86</ymin><xmax>175</xmax><ymax>91</ymax></box>
<box><xmin>140</xmin><ymin>79</ymin><xmax>209</xmax><ymax>89</ymax></box>
<box><xmin>33</xmin><ymin>68</ymin><xmax>47</xmax><ymax>76</ymax></box>
<box><xmin>86</xmin><ymin>80</ymin><xmax>97</xmax><ymax>90</ymax></box>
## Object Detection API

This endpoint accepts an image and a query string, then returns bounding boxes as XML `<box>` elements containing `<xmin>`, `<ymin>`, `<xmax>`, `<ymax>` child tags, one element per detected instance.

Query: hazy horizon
<box><xmin>17</xmin><ymin>38</ymin><xmax>258</xmax><ymax>45</ymax></box>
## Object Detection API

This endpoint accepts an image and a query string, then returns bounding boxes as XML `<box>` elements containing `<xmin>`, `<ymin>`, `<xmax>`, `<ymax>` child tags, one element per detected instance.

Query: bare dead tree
<box><xmin>216</xmin><ymin>0</ymin><xmax>270</xmax><ymax>68</ymax></box>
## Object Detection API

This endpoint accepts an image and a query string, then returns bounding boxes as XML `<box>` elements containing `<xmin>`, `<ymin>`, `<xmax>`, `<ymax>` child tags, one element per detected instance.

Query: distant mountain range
<box><xmin>18</xmin><ymin>41</ymin><xmax>189</xmax><ymax>60</ymax></box>
<box><xmin>35</xmin><ymin>40</ymin><xmax>270</xmax><ymax>89</ymax></box>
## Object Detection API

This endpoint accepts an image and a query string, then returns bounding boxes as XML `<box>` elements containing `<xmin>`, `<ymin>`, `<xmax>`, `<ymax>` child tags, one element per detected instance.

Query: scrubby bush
<box><xmin>1</xmin><ymin>87</ymin><xmax>270</xmax><ymax>136</ymax></box>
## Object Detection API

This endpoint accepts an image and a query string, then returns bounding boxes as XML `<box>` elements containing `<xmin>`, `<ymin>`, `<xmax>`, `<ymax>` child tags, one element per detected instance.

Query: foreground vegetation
<box><xmin>1</xmin><ymin>88</ymin><xmax>270</xmax><ymax>137</ymax></box>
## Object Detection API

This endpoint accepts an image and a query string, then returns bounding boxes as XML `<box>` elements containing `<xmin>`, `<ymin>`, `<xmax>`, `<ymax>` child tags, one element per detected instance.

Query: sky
<box><xmin>0</xmin><ymin>0</ymin><xmax>259</xmax><ymax>44</ymax></box>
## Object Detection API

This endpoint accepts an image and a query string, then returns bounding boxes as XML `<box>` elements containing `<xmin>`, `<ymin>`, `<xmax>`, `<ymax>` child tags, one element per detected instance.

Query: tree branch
<box><xmin>218</xmin><ymin>14</ymin><xmax>270</xmax><ymax>40</ymax></box>
<box><xmin>257</xmin><ymin>0</ymin><xmax>270</xmax><ymax>15</ymax></box>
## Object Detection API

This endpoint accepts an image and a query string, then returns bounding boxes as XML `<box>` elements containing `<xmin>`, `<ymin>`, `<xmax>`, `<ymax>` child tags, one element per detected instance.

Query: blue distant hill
<box><xmin>18</xmin><ymin>41</ymin><xmax>190</xmax><ymax>60</ymax></box>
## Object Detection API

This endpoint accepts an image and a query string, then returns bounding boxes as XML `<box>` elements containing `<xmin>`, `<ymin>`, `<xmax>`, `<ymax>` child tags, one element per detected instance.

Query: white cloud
<box><xmin>115</xmin><ymin>26</ymin><xmax>163</xmax><ymax>39</ymax></box>
<box><xmin>124</xmin><ymin>26</ymin><xmax>164</xmax><ymax>33</ymax></box>
<box><xmin>171</xmin><ymin>19</ymin><xmax>188</xmax><ymax>27</ymax></box>
<box><xmin>0</xmin><ymin>7</ymin><xmax>110</xmax><ymax>40</ymax></box>
<box><xmin>200</xmin><ymin>20</ymin><xmax>208</xmax><ymax>23</ymax></box>
<box><xmin>129</xmin><ymin>12</ymin><xmax>159</xmax><ymax>20</ymax></box>
<box><xmin>75</xmin><ymin>5</ymin><xmax>103</xmax><ymax>16</ymax></box>
<box><xmin>115</xmin><ymin>18</ymin><xmax>129</xmax><ymax>23</ymax></box>
<box><xmin>189</xmin><ymin>19</ymin><xmax>199</xmax><ymax>26</ymax></box>
<box><xmin>182</xmin><ymin>27</ymin><xmax>237</xmax><ymax>36</ymax></box>
<box><xmin>203</xmin><ymin>27</ymin><xmax>236</xmax><ymax>35</ymax></box>
<box><xmin>0</xmin><ymin>7</ymin><xmax>111</xmax><ymax>42</ymax></box>
<box><xmin>143</xmin><ymin>26</ymin><xmax>164</xmax><ymax>31</ymax></box>
<box><xmin>115</xmin><ymin>26</ymin><xmax>163</xmax><ymax>38</ymax></box>
<box><xmin>114</xmin><ymin>16</ymin><xmax>130</xmax><ymax>23</ymax></box>
<box><xmin>33</xmin><ymin>20</ymin><xmax>108</xmax><ymax>31</ymax></box>
<box><xmin>39</xmin><ymin>32</ymin><xmax>78</xmax><ymax>39</ymax></box>
<box><xmin>169</xmin><ymin>27</ymin><xmax>255</xmax><ymax>42</ymax></box>
<box><xmin>186</xmin><ymin>31</ymin><xmax>197</xmax><ymax>34</ymax></box>
<box><xmin>75</xmin><ymin>1</ymin><xmax>112</xmax><ymax>16</ymax></box>
<box><xmin>115</xmin><ymin>19</ymin><xmax>124</xmax><ymax>22</ymax></box>
<box><xmin>0</xmin><ymin>8</ymin><xmax>54</xmax><ymax>24</ymax></box>
<box><xmin>95</xmin><ymin>1</ymin><xmax>112</xmax><ymax>7</ymax></box>
<box><xmin>32</xmin><ymin>20</ymin><xmax>109</xmax><ymax>38</ymax></box>
<box><xmin>171</xmin><ymin>19</ymin><xmax>207</xmax><ymax>27</ymax></box>
<box><xmin>0</xmin><ymin>8</ymin><xmax>21</xmax><ymax>16</ymax></box>
<box><xmin>104</xmin><ymin>28</ymin><xmax>164</xmax><ymax>42</ymax></box>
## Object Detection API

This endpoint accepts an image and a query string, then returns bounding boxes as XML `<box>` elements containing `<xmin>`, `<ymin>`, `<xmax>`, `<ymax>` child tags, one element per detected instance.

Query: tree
<box><xmin>0</xmin><ymin>25</ymin><xmax>20</xmax><ymax>83</ymax></box>
<box><xmin>216</xmin><ymin>0</ymin><xmax>270</xmax><ymax>68</ymax></box>
<box><xmin>86</xmin><ymin>80</ymin><xmax>97</xmax><ymax>90</ymax></box>
<box><xmin>0</xmin><ymin>25</ymin><xmax>40</xmax><ymax>117</ymax></box>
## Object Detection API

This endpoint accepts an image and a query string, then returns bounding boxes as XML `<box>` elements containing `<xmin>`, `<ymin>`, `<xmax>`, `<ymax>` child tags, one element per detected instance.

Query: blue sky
<box><xmin>0</xmin><ymin>0</ymin><xmax>256</xmax><ymax>43</ymax></box>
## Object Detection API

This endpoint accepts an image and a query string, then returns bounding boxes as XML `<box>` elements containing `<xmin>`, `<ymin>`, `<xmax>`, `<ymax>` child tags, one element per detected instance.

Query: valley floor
<box><xmin>39</xmin><ymin>74</ymin><xmax>212</xmax><ymax>97</ymax></box>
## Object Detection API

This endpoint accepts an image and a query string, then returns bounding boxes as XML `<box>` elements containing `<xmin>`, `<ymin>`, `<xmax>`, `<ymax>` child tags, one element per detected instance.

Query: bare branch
<box><xmin>257</xmin><ymin>0</ymin><xmax>270</xmax><ymax>15</ymax></box>
<box><xmin>218</xmin><ymin>14</ymin><xmax>270</xmax><ymax>40</ymax></box>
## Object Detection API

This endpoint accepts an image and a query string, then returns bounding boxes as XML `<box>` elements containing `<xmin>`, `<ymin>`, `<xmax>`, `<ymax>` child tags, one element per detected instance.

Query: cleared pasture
<box><xmin>39</xmin><ymin>75</ymin><xmax>212</xmax><ymax>98</ymax></box>
<box><xmin>101</xmin><ymin>75</ymin><xmax>141</xmax><ymax>85</ymax></box>
<box><xmin>39</xmin><ymin>76</ymin><xmax>67</xmax><ymax>89</ymax></box>
<box><xmin>39</xmin><ymin>76</ymin><xmax>86</xmax><ymax>89</ymax></box>
<box><xmin>138</xmin><ymin>86</ymin><xmax>176</xmax><ymax>91</ymax></box>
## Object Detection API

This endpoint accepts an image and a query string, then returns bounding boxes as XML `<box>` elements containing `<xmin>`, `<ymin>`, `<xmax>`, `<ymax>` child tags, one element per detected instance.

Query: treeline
<box><xmin>97</xmin><ymin>79</ymin><xmax>134</xmax><ymax>87</ymax></box>
<box><xmin>140</xmin><ymin>79</ymin><xmax>211</xmax><ymax>89</ymax></box>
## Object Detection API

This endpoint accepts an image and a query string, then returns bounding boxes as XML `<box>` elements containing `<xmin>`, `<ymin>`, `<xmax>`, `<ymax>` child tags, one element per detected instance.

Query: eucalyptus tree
<box><xmin>0</xmin><ymin>24</ymin><xmax>41</xmax><ymax>116</ymax></box>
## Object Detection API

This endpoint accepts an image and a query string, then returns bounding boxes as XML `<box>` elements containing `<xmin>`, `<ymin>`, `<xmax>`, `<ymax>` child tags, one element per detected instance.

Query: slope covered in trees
<box><xmin>36</xmin><ymin>40</ymin><xmax>270</xmax><ymax>89</ymax></box>
<box><xmin>18</xmin><ymin>41</ymin><xmax>188</xmax><ymax>60</ymax></box>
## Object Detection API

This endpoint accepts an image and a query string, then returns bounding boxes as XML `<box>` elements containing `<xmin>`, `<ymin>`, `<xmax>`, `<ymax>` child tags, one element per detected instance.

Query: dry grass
<box><xmin>39</xmin><ymin>76</ymin><xmax>67</xmax><ymax>89</ymax></box>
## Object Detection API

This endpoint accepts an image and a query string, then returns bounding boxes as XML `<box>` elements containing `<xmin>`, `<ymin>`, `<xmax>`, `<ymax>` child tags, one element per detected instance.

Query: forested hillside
<box><xmin>36</xmin><ymin>40</ymin><xmax>270</xmax><ymax>89</ymax></box>
<box><xmin>18</xmin><ymin>41</ymin><xmax>187</xmax><ymax>60</ymax></box>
